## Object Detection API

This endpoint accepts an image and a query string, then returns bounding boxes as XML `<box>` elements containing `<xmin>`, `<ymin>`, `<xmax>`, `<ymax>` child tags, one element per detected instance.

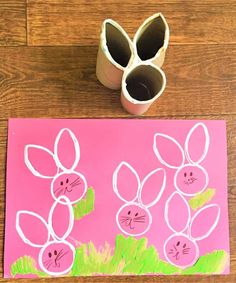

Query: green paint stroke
<box><xmin>189</xmin><ymin>188</ymin><xmax>216</xmax><ymax>211</ymax></box>
<box><xmin>11</xmin><ymin>256</ymin><xmax>47</xmax><ymax>277</ymax></box>
<box><xmin>11</xmin><ymin>236</ymin><xmax>229</xmax><ymax>277</ymax></box>
<box><xmin>73</xmin><ymin>187</ymin><xmax>95</xmax><ymax>220</ymax></box>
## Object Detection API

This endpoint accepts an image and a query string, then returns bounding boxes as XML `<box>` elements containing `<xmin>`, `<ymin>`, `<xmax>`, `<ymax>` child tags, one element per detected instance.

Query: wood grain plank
<box><xmin>0</xmin><ymin>115</ymin><xmax>235</xmax><ymax>282</ymax></box>
<box><xmin>0</xmin><ymin>0</ymin><xmax>26</xmax><ymax>46</ymax></box>
<box><xmin>0</xmin><ymin>45</ymin><xmax>235</xmax><ymax>118</ymax></box>
<box><xmin>27</xmin><ymin>0</ymin><xmax>236</xmax><ymax>46</ymax></box>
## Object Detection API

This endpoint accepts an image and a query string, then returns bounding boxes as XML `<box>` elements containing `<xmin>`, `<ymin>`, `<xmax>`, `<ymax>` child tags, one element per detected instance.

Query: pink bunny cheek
<box><xmin>164</xmin><ymin>235</ymin><xmax>198</xmax><ymax>268</ymax></box>
<box><xmin>52</xmin><ymin>172</ymin><xmax>87</xmax><ymax>203</ymax></box>
<box><xmin>175</xmin><ymin>165</ymin><xmax>207</xmax><ymax>195</ymax></box>
<box><xmin>41</xmin><ymin>242</ymin><xmax>74</xmax><ymax>274</ymax></box>
<box><xmin>118</xmin><ymin>204</ymin><xmax>150</xmax><ymax>235</ymax></box>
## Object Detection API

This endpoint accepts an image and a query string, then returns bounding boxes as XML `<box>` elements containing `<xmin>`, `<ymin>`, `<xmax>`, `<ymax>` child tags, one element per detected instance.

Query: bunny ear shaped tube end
<box><xmin>134</xmin><ymin>13</ymin><xmax>170</xmax><ymax>68</ymax></box>
<box><xmin>96</xmin><ymin>19</ymin><xmax>134</xmax><ymax>90</ymax></box>
<box><xmin>121</xmin><ymin>63</ymin><xmax>166</xmax><ymax>115</ymax></box>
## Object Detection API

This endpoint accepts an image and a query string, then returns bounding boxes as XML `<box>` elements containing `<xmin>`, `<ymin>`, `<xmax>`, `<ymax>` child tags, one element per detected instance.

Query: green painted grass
<box><xmin>189</xmin><ymin>188</ymin><xmax>216</xmax><ymax>210</ymax></box>
<box><xmin>11</xmin><ymin>235</ymin><xmax>229</xmax><ymax>277</ymax></box>
<box><xmin>73</xmin><ymin>187</ymin><xmax>95</xmax><ymax>220</ymax></box>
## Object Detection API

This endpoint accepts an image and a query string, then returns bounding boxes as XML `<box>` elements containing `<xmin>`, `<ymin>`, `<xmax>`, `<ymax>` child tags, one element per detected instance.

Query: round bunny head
<box><xmin>164</xmin><ymin>191</ymin><xmax>220</xmax><ymax>268</ymax></box>
<box><xmin>25</xmin><ymin>128</ymin><xmax>88</xmax><ymax>204</ymax></box>
<box><xmin>154</xmin><ymin>123</ymin><xmax>210</xmax><ymax>196</ymax></box>
<box><xmin>51</xmin><ymin>172</ymin><xmax>87</xmax><ymax>204</ymax></box>
<box><xmin>116</xmin><ymin>203</ymin><xmax>151</xmax><ymax>236</ymax></box>
<box><xmin>16</xmin><ymin>196</ymin><xmax>75</xmax><ymax>276</ymax></box>
<box><xmin>113</xmin><ymin>161</ymin><xmax>166</xmax><ymax>236</ymax></box>
<box><xmin>164</xmin><ymin>233</ymin><xmax>198</xmax><ymax>268</ymax></box>
<box><xmin>39</xmin><ymin>240</ymin><xmax>75</xmax><ymax>275</ymax></box>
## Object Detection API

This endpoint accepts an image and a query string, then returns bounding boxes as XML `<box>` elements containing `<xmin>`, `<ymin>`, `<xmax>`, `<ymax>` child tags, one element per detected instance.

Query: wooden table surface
<box><xmin>0</xmin><ymin>0</ymin><xmax>235</xmax><ymax>282</ymax></box>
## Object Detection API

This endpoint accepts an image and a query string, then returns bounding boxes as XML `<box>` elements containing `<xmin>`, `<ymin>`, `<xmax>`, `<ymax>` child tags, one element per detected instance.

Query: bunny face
<box><xmin>117</xmin><ymin>203</ymin><xmax>151</xmax><ymax>236</ymax></box>
<box><xmin>51</xmin><ymin>172</ymin><xmax>87</xmax><ymax>203</ymax></box>
<box><xmin>175</xmin><ymin>165</ymin><xmax>208</xmax><ymax>196</ymax></box>
<box><xmin>164</xmin><ymin>234</ymin><xmax>198</xmax><ymax>268</ymax></box>
<box><xmin>16</xmin><ymin>196</ymin><xmax>75</xmax><ymax>276</ymax></box>
<box><xmin>25</xmin><ymin>128</ymin><xmax>88</xmax><ymax>204</ymax></box>
<box><xmin>39</xmin><ymin>240</ymin><xmax>75</xmax><ymax>275</ymax></box>
<box><xmin>113</xmin><ymin>161</ymin><xmax>166</xmax><ymax>236</ymax></box>
<box><xmin>164</xmin><ymin>192</ymin><xmax>220</xmax><ymax>268</ymax></box>
<box><xmin>154</xmin><ymin>123</ymin><xmax>210</xmax><ymax>196</ymax></box>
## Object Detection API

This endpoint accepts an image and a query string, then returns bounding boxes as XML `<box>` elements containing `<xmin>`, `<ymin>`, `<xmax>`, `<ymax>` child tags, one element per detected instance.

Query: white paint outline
<box><xmin>38</xmin><ymin>239</ymin><xmax>75</xmax><ymax>276</ymax></box>
<box><xmin>185</xmin><ymin>122</ymin><xmax>210</xmax><ymax>165</ymax></box>
<box><xmin>189</xmin><ymin>204</ymin><xmax>221</xmax><ymax>241</ymax></box>
<box><xmin>51</xmin><ymin>171</ymin><xmax>88</xmax><ymax>205</ymax></box>
<box><xmin>24</xmin><ymin>145</ymin><xmax>59</xmax><ymax>179</ymax></box>
<box><xmin>174</xmin><ymin>164</ymin><xmax>209</xmax><ymax>197</ymax></box>
<box><xmin>138</xmin><ymin>168</ymin><xmax>166</xmax><ymax>208</ymax></box>
<box><xmin>48</xmin><ymin>196</ymin><xmax>74</xmax><ymax>241</ymax></box>
<box><xmin>164</xmin><ymin>192</ymin><xmax>191</xmax><ymax>234</ymax></box>
<box><xmin>153</xmin><ymin>123</ymin><xmax>210</xmax><ymax>197</ymax></box>
<box><xmin>24</xmin><ymin>128</ymin><xmax>88</xmax><ymax>204</ymax></box>
<box><xmin>16</xmin><ymin>210</ymin><xmax>50</xmax><ymax>248</ymax></box>
<box><xmin>116</xmin><ymin>202</ymin><xmax>152</xmax><ymax>236</ymax></box>
<box><xmin>16</xmin><ymin>196</ymin><xmax>75</xmax><ymax>276</ymax></box>
<box><xmin>163</xmin><ymin>233</ymin><xmax>199</xmax><ymax>269</ymax></box>
<box><xmin>113</xmin><ymin>161</ymin><xmax>141</xmax><ymax>204</ymax></box>
<box><xmin>113</xmin><ymin>161</ymin><xmax>166</xmax><ymax>236</ymax></box>
<box><xmin>164</xmin><ymin>191</ymin><xmax>221</xmax><ymax>268</ymax></box>
<box><xmin>54</xmin><ymin>128</ymin><xmax>80</xmax><ymax>173</ymax></box>
<box><xmin>153</xmin><ymin>133</ymin><xmax>185</xmax><ymax>169</ymax></box>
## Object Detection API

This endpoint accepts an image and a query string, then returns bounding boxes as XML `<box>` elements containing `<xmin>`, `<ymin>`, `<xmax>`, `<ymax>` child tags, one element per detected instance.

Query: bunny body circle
<box><xmin>25</xmin><ymin>128</ymin><xmax>88</xmax><ymax>204</ymax></box>
<box><xmin>164</xmin><ymin>192</ymin><xmax>220</xmax><ymax>268</ymax></box>
<box><xmin>154</xmin><ymin>123</ymin><xmax>210</xmax><ymax>196</ymax></box>
<box><xmin>113</xmin><ymin>161</ymin><xmax>166</xmax><ymax>236</ymax></box>
<box><xmin>16</xmin><ymin>196</ymin><xmax>76</xmax><ymax>276</ymax></box>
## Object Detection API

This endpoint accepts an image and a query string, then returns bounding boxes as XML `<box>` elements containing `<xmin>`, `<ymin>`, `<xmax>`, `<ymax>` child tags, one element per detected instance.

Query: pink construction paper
<box><xmin>4</xmin><ymin>119</ymin><xmax>230</xmax><ymax>277</ymax></box>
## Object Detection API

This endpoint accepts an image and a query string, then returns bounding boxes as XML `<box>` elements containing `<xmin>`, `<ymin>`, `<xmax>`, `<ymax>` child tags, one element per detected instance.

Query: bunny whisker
<box><xmin>57</xmin><ymin>251</ymin><xmax>69</xmax><ymax>262</ymax></box>
<box><xmin>134</xmin><ymin>215</ymin><xmax>145</xmax><ymax>219</ymax></box>
<box><xmin>133</xmin><ymin>220</ymin><xmax>145</xmax><ymax>223</ymax></box>
<box><xmin>183</xmin><ymin>248</ymin><xmax>190</xmax><ymax>251</ymax></box>
<box><xmin>56</xmin><ymin>188</ymin><xmax>64</xmax><ymax>197</ymax></box>
<box><xmin>168</xmin><ymin>251</ymin><xmax>173</xmax><ymax>254</ymax></box>
<box><xmin>70</xmin><ymin>178</ymin><xmax>81</xmax><ymax>186</ymax></box>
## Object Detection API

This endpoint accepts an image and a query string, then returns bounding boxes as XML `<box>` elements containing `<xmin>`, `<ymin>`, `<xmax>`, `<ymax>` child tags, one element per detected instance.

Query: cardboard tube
<box><xmin>96</xmin><ymin>19</ymin><xmax>134</xmax><ymax>90</ymax></box>
<box><xmin>133</xmin><ymin>13</ymin><xmax>169</xmax><ymax>68</ymax></box>
<box><xmin>121</xmin><ymin>62</ymin><xmax>166</xmax><ymax>115</ymax></box>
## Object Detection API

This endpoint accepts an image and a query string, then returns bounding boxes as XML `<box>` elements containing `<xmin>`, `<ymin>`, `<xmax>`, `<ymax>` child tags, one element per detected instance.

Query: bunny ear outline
<box><xmin>189</xmin><ymin>204</ymin><xmax>220</xmax><ymax>241</ymax></box>
<box><xmin>138</xmin><ymin>168</ymin><xmax>166</xmax><ymax>208</ymax></box>
<box><xmin>165</xmin><ymin>191</ymin><xmax>191</xmax><ymax>234</ymax></box>
<box><xmin>113</xmin><ymin>161</ymin><xmax>141</xmax><ymax>203</ymax></box>
<box><xmin>153</xmin><ymin>133</ymin><xmax>185</xmax><ymax>169</ymax></box>
<box><xmin>48</xmin><ymin>196</ymin><xmax>74</xmax><ymax>241</ymax></box>
<box><xmin>54</xmin><ymin>128</ymin><xmax>80</xmax><ymax>172</ymax></box>
<box><xmin>24</xmin><ymin>145</ymin><xmax>59</xmax><ymax>179</ymax></box>
<box><xmin>185</xmin><ymin>123</ymin><xmax>210</xmax><ymax>165</ymax></box>
<box><xmin>16</xmin><ymin>210</ymin><xmax>50</xmax><ymax>248</ymax></box>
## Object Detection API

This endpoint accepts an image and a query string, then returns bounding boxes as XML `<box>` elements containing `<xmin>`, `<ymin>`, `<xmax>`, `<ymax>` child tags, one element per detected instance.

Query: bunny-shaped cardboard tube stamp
<box><xmin>121</xmin><ymin>62</ymin><xmax>166</xmax><ymax>115</ymax></box>
<box><xmin>24</xmin><ymin>128</ymin><xmax>88</xmax><ymax>204</ymax></box>
<box><xmin>96</xmin><ymin>19</ymin><xmax>134</xmax><ymax>90</ymax></box>
<box><xmin>16</xmin><ymin>196</ymin><xmax>75</xmax><ymax>276</ymax></box>
<box><xmin>113</xmin><ymin>161</ymin><xmax>166</xmax><ymax>236</ymax></box>
<box><xmin>96</xmin><ymin>13</ymin><xmax>169</xmax><ymax>115</ymax></box>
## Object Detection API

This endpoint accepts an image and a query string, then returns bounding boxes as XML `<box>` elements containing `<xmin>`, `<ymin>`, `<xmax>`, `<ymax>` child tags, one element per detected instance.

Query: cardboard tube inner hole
<box><xmin>126</xmin><ymin>65</ymin><xmax>163</xmax><ymax>101</ymax></box>
<box><xmin>136</xmin><ymin>16</ymin><xmax>165</xmax><ymax>61</ymax></box>
<box><xmin>106</xmin><ymin>23</ymin><xmax>132</xmax><ymax>68</ymax></box>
